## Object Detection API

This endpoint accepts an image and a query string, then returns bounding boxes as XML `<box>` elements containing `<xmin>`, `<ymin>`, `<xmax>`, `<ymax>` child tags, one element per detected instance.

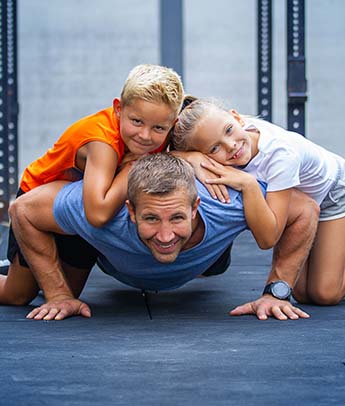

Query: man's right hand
<box><xmin>26</xmin><ymin>297</ymin><xmax>91</xmax><ymax>321</ymax></box>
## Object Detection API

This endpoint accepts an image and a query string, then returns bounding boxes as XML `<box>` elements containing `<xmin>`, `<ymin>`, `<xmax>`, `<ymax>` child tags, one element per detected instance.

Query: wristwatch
<box><xmin>263</xmin><ymin>280</ymin><xmax>292</xmax><ymax>301</ymax></box>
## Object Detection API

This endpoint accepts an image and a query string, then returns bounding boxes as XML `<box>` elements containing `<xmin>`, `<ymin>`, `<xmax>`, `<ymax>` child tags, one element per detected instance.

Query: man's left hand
<box><xmin>229</xmin><ymin>295</ymin><xmax>310</xmax><ymax>320</ymax></box>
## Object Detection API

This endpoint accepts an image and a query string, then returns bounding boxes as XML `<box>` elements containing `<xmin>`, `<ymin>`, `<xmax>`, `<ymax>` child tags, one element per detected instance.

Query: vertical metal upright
<box><xmin>287</xmin><ymin>0</ymin><xmax>307</xmax><ymax>135</ymax></box>
<box><xmin>257</xmin><ymin>0</ymin><xmax>272</xmax><ymax>122</ymax></box>
<box><xmin>160</xmin><ymin>0</ymin><xmax>184</xmax><ymax>81</ymax></box>
<box><xmin>0</xmin><ymin>0</ymin><xmax>18</xmax><ymax>223</ymax></box>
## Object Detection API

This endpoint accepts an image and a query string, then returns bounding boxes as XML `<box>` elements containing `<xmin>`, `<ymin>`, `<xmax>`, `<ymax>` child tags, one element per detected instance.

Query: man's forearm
<box><xmin>267</xmin><ymin>190</ymin><xmax>319</xmax><ymax>287</ymax></box>
<box><xmin>9</xmin><ymin>184</ymin><xmax>74</xmax><ymax>301</ymax></box>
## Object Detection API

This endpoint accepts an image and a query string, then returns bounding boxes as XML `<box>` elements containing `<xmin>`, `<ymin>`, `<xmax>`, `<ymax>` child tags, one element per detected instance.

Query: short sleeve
<box><xmin>263</xmin><ymin>148</ymin><xmax>301</xmax><ymax>191</ymax></box>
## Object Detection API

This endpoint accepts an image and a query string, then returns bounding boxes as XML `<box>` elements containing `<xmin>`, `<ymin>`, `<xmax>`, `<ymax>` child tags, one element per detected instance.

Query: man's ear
<box><xmin>113</xmin><ymin>98</ymin><xmax>121</xmax><ymax>119</ymax></box>
<box><xmin>125</xmin><ymin>200</ymin><xmax>137</xmax><ymax>223</ymax></box>
<box><xmin>230</xmin><ymin>109</ymin><xmax>245</xmax><ymax>126</ymax></box>
<box><xmin>192</xmin><ymin>196</ymin><xmax>201</xmax><ymax>219</ymax></box>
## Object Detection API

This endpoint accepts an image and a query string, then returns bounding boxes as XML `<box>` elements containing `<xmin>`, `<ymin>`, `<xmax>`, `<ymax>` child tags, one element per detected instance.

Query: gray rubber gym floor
<box><xmin>1</xmin><ymin>230</ymin><xmax>345</xmax><ymax>406</ymax></box>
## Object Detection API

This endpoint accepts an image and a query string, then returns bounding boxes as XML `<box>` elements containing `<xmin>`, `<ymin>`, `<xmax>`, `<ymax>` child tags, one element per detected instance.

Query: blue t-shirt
<box><xmin>53</xmin><ymin>180</ymin><xmax>266</xmax><ymax>291</ymax></box>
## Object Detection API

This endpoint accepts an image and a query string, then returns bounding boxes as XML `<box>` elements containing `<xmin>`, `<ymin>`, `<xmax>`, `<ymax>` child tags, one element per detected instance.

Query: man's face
<box><xmin>126</xmin><ymin>189</ymin><xmax>200</xmax><ymax>263</ymax></box>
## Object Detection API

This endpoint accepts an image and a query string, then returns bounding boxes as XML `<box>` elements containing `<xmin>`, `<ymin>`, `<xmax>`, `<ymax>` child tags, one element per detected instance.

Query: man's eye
<box><xmin>171</xmin><ymin>215</ymin><xmax>184</xmax><ymax>222</ymax></box>
<box><xmin>145</xmin><ymin>217</ymin><xmax>157</xmax><ymax>223</ymax></box>
<box><xmin>132</xmin><ymin>119</ymin><xmax>142</xmax><ymax>125</ymax></box>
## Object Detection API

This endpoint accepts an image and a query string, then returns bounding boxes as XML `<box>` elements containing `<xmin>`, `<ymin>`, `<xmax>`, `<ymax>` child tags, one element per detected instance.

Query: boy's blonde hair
<box><xmin>121</xmin><ymin>64</ymin><xmax>184</xmax><ymax>116</ymax></box>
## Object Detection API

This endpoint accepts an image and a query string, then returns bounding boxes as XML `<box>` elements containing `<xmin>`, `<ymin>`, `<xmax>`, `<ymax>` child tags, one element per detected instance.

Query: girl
<box><xmin>171</xmin><ymin>98</ymin><xmax>345</xmax><ymax>305</ymax></box>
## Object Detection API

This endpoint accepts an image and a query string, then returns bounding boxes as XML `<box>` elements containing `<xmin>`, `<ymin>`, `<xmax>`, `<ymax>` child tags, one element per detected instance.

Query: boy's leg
<box><xmin>0</xmin><ymin>254</ymin><xmax>39</xmax><ymax>305</ymax></box>
<box><xmin>298</xmin><ymin>217</ymin><xmax>345</xmax><ymax>305</ymax></box>
<box><xmin>0</xmin><ymin>253</ymin><xmax>92</xmax><ymax>307</ymax></box>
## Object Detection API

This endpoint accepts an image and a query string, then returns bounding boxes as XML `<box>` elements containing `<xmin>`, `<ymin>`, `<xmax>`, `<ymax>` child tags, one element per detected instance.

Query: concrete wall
<box><xmin>18</xmin><ymin>0</ymin><xmax>344</xmax><ymax>176</ymax></box>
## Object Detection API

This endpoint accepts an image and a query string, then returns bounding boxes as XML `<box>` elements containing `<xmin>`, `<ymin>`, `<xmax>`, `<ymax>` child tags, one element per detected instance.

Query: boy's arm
<box><xmin>82</xmin><ymin>141</ymin><xmax>131</xmax><ymax>227</ymax></box>
<box><xmin>9</xmin><ymin>181</ymin><xmax>91</xmax><ymax>320</ymax></box>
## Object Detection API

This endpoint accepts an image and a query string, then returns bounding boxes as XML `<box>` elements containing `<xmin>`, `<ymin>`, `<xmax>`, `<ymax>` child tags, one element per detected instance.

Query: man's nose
<box><xmin>156</xmin><ymin>223</ymin><xmax>174</xmax><ymax>242</ymax></box>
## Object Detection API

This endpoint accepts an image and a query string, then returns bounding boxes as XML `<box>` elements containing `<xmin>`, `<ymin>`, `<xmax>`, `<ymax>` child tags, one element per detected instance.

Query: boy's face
<box><xmin>114</xmin><ymin>98</ymin><xmax>177</xmax><ymax>154</ymax></box>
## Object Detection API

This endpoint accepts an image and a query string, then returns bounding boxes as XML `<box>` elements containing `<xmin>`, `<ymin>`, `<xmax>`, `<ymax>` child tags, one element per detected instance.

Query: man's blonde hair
<box><xmin>121</xmin><ymin>64</ymin><xmax>184</xmax><ymax>116</ymax></box>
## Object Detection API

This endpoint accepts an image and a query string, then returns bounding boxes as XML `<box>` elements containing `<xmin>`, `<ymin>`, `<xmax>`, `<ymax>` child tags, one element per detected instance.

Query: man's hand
<box><xmin>229</xmin><ymin>295</ymin><xmax>310</xmax><ymax>320</ymax></box>
<box><xmin>26</xmin><ymin>297</ymin><xmax>91</xmax><ymax>321</ymax></box>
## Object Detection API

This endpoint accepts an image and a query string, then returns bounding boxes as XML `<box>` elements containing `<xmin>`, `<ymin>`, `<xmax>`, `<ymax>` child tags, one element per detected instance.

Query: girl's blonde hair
<box><xmin>171</xmin><ymin>98</ymin><xmax>225</xmax><ymax>151</ymax></box>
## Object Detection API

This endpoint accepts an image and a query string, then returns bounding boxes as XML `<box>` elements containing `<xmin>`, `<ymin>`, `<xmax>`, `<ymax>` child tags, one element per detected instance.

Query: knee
<box><xmin>1</xmin><ymin>290</ymin><xmax>38</xmax><ymax>306</ymax></box>
<box><xmin>299</xmin><ymin>196</ymin><xmax>320</xmax><ymax>223</ymax></box>
<box><xmin>308</xmin><ymin>286</ymin><xmax>343</xmax><ymax>306</ymax></box>
<box><xmin>11</xmin><ymin>295</ymin><xmax>36</xmax><ymax>306</ymax></box>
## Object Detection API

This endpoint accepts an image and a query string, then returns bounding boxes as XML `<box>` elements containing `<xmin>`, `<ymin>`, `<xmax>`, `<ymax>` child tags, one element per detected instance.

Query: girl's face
<box><xmin>188</xmin><ymin>108</ymin><xmax>258</xmax><ymax>167</ymax></box>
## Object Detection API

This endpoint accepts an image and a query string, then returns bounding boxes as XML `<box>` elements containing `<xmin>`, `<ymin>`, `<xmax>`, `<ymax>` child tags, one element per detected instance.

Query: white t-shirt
<box><xmin>243</xmin><ymin>118</ymin><xmax>345</xmax><ymax>204</ymax></box>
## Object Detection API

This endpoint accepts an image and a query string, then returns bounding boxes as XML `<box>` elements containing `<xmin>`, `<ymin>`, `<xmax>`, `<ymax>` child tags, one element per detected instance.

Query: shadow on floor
<box><xmin>1</xmin><ymin>231</ymin><xmax>345</xmax><ymax>406</ymax></box>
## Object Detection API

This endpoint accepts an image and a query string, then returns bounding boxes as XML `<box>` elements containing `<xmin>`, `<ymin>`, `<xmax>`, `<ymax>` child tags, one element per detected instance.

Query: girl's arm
<box><xmin>170</xmin><ymin>150</ymin><xmax>230</xmax><ymax>203</ymax></box>
<box><xmin>81</xmin><ymin>141</ymin><xmax>132</xmax><ymax>227</ymax></box>
<box><xmin>201</xmin><ymin>163</ymin><xmax>291</xmax><ymax>249</ymax></box>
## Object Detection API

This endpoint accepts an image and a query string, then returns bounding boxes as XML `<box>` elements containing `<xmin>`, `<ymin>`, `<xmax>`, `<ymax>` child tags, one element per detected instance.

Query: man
<box><xmin>5</xmin><ymin>153</ymin><xmax>319</xmax><ymax>321</ymax></box>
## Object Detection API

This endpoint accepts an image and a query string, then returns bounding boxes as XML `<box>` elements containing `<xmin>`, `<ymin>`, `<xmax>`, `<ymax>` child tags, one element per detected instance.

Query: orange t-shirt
<box><xmin>20</xmin><ymin>107</ymin><xmax>165</xmax><ymax>192</ymax></box>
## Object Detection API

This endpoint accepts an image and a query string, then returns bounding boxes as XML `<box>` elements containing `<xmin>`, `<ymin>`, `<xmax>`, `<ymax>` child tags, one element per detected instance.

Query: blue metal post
<box><xmin>0</xmin><ymin>0</ymin><xmax>18</xmax><ymax>222</ymax></box>
<box><xmin>287</xmin><ymin>0</ymin><xmax>307</xmax><ymax>136</ymax></box>
<box><xmin>160</xmin><ymin>0</ymin><xmax>184</xmax><ymax>81</ymax></box>
<box><xmin>257</xmin><ymin>0</ymin><xmax>272</xmax><ymax>122</ymax></box>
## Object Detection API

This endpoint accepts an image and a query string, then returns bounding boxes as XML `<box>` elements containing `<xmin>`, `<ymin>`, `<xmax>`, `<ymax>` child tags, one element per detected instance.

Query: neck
<box><xmin>183</xmin><ymin>213</ymin><xmax>204</xmax><ymax>250</ymax></box>
<box><xmin>248</xmin><ymin>127</ymin><xmax>260</xmax><ymax>158</ymax></box>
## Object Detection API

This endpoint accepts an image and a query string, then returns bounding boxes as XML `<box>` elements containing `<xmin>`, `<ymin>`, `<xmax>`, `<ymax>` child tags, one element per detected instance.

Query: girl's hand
<box><xmin>201</xmin><ymin>161</ymin><xmax>255</xmax><ymax>191</ymax></box>
<box><xmin>172</xmin><ymin>151</ymin><xmax>230</xmax><ymax>203</ymax></box>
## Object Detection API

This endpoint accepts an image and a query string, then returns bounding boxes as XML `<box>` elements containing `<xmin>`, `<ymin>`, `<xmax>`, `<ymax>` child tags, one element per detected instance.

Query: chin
<box><xmin>152</xmin><ymin>252</ymin><xmax>179</xmax><ymax>264</ymax></box>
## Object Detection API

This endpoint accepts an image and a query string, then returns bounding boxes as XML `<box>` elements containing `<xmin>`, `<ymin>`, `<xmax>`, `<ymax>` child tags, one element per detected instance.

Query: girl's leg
<box><xmin>294</xmin><ymin>217</ymin><xmax>345</xmax><ymax>304</ymax></box>
<box><xmin>0</xmin><ymin>254</ymin><xmax>39</xmax><ymax>305</ymax></box>
<box><xmin>304</xmin><ymin>217</ymin><xmax>345</xmax><ymax>305</ymax></box>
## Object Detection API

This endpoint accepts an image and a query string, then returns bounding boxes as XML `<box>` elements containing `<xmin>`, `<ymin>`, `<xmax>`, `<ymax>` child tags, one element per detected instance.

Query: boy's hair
<box><xmin>121</xmin><ymin>64</ymin><xmax>184</xmax><ymax>116</ymax></box>
<box><xmin>128</xmin><ymin>153</ymin><xmax>198</xmax><ymax>207</ymax></box>
<box><xmin>171</xmin><ymin>98</ymin><xmax>224</xmax><ymax>151</ymax></box>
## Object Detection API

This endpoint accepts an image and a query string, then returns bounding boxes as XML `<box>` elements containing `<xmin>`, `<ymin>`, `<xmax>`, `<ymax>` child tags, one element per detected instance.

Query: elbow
<box><xmin>256</xmin><ymin>239</ymin><xmax>275</xmax><ymax>250</ymax></box>
<box><xmin>8</xmin><ymin>198</ymin><xmax>22</xmax><ymax>222</ymax></box>
<box><xmin>255</xmin><ymin>233</ymin><xmax>280</xmax><ymax>250</ymax></box>
<box><xmin>85</xmin><ymin>212</ymin><xmax>110</xmax><ymax>228</ymax></box>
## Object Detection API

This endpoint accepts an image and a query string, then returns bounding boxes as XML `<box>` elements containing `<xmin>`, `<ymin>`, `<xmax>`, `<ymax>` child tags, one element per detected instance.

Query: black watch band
<box><xmin>263</xmin><ymin>280</ymin><xmax>292</xmax><ymax>301</ymax></box>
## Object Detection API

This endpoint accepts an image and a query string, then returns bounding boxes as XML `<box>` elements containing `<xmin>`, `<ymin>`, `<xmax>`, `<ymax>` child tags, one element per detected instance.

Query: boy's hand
<box><xmin>229</xmin><ymin>295</ymin><xmax>310</xmax><ymax>320</ymax></box>
<box><xmin>26</xmin><ymin>297</ymin><xmax>91</xmax><ymax>321</ymax></box>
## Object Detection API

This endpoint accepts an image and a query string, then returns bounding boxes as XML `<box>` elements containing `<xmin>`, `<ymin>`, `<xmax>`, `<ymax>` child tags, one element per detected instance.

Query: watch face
<box><xmin>272</xmin><ymin>281</ymin><xmax>291</xmax><ymax>299</ymax></box>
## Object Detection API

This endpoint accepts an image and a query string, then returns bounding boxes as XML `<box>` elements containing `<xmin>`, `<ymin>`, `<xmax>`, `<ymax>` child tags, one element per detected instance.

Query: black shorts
<box><xmin>7</xmin><ymin>188</ymin><xmax>99</xmax><ymax>270</ymax></box>
<box><xmin>201</xmin><ymin>243</ymin><xmax>233</xmax><ymax>277</ymax></box>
